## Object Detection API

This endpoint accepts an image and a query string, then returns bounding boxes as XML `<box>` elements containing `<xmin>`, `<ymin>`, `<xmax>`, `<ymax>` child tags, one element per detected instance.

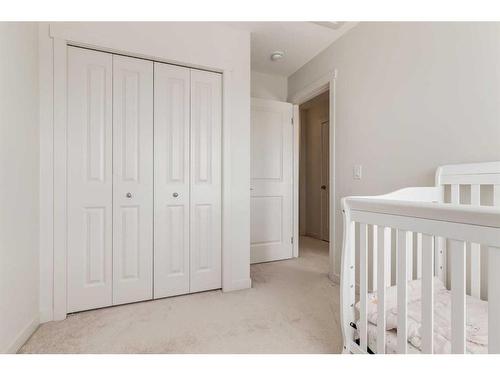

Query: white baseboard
<box><xmin>4</xmin><ymin>316</ymin><xmax>39</xmax><ymax>354</ymax></box>
<box><xmin>223</xmin><ymin>277</ymin><xmax>252</xmax><ymax>292</ymax></box>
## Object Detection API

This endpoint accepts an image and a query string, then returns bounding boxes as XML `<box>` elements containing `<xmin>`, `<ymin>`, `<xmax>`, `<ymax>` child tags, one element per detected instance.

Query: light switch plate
<box><xmin>353</xmin><ymin>165</ymin><xmax>362</xmax><ymax>180</ymax></box>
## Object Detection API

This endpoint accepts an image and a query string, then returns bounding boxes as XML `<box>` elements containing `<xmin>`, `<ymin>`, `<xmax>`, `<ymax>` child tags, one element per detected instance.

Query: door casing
<box><xmin>290</xmin><ymin>70</ymin><xmax>337</xmax><ymax>282</ymax></box>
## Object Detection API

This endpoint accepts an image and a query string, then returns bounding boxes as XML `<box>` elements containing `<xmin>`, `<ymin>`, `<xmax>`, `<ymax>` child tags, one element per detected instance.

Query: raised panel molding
<box><xmin>119</xmin><ymin>206</ymin><xmax>140</xmax><ymax>280</ymax></box>
<box><xmin>166</xmin><ymin>205</ymin><xmax>186</xmax><ymax>275</ymax></box>
<box><xmin>84</xmin><ymin>207</ymin><xmax>107</xmax><ymax>285</ymax></box>
<box><xmin>250</xmin><ymin>196</ymin><xmax>283</xmax><ymax>245</ymax></box>
<box><xmin>193</xmin><ymin>204</ymin><xmax>213</xmax><ymax>271</ymax></box>
<box><xmin>122</xmin><ymin>70</ymin><xmax>140</xmax><ymax>182</ymax></box>
<box><xmin>250</xmin><ymin>107</ymin><xmax>284</xmax><ymax>182</ymax></box>
<box><xmin>167</xmin><ymin>78</ymin><xmax>187</xmax><ymax>183</ymax></box>
<box><xmin>86</xmin><ymin>65</ymin><xmax>107</xmax><ymax>183</ymax></box>
<box><xmin>193</xmin><ymin>82</ymin><xmax>213</xmax><ymax>184</ymax></box>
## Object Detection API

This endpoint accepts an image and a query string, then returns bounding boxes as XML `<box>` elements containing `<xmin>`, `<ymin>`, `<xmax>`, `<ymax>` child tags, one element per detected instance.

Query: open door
<box><xmin>250</xmin><ymin>98</ymin><xmax>294</xmax><ymax>263</ymax></box>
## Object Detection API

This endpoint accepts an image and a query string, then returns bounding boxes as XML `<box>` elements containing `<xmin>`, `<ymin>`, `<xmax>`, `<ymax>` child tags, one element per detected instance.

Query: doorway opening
<box><xmin>299</xmin><ymin>90</ymin><xmax>330</xmax><ymax>252</ymax></box>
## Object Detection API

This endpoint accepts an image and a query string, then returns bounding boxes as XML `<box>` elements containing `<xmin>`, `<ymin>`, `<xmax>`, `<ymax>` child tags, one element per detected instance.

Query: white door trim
<box><xmin>292</xmin><ymin>104</ymin><xmax>299</xmax><ymax>258</ymax></box>
<box><xmin>53</xmin><ymin>37</ymin><xmax>68</xmax><ymax>320</ymax></box>
<box><xmin>48</xmin><ymin>39</ymin><xmax>235</xmax><ymax>320</ymax></box>
<box><xmin>38</xmin><ymin>23</ymin><xmax>55</xmax><ymax>323</ymax></box>
<box><xmin>289</xmin><ymin>69</ymin><xmax>338</xmax><ymax>282</ymax></box>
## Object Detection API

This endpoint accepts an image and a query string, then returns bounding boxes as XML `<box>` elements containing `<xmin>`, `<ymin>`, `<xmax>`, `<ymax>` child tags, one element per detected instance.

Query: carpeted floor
<box><xmin>20</xmin><ymin>236</ymin><xmax>342</xmax><ymax>353</ymax></box>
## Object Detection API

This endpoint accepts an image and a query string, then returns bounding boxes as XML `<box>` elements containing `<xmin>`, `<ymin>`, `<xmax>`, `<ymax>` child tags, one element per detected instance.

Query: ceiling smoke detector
<box><xmin>270</xmin><ymin>51</ymin><xmax>284</xmax><ymax>61</ymax></box>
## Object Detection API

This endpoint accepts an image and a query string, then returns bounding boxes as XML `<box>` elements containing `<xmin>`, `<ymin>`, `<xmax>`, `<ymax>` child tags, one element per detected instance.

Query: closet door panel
<box><xmin>112</xmin><ymin>55</ymin><xmax>154</xmax><ymax>305</ymax></box>
<box><xmin>67</xmin><ymin>47</ymin><xmax>113</xmax><ymax>313</ymax></box>
<box><xmin>154</xmin><ymin>63</ymin><xmax>191</xmax><ymax>298</ymax></box>
<box><xmin>190</xmin><ymin>69</ymin><xmax>222</xmax><ymax>293</ymax></box>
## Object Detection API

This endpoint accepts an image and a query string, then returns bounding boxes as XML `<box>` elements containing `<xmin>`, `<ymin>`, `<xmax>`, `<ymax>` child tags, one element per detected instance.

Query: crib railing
<box><xmin>341</xmin><ymin>194</ymin><xmax>500</xmax><ymax>354</ymax></box>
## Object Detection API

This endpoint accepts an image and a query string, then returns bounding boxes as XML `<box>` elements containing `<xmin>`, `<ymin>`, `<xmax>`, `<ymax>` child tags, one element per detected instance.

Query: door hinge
<box><xmin>291</xmin><ymin>236</ymin><xmax>294</xmax><ymax>244</ymax></box>
<box><xmin>291</xmin><ymin>117</ymin><xmax>294</xmax><ymax>125</ymax></box>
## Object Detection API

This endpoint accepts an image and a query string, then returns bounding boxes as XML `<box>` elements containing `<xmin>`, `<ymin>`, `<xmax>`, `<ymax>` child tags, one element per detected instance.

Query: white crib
<box><xmin>340</xmin><ymin>161</ymin><xmax>500</xmax><ymax>354</ymax></box>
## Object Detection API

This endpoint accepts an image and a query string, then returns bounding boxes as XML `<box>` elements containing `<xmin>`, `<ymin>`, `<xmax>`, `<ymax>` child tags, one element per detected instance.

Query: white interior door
<box><xmin>189</xmin><ymin>69</ymin><xmax>222</xmax><ymax>293</ymax></box>
<box><xmin>67</xmin><ymin>47</ymin><xmax>113</xmax><ymax>312</ymax></box>
<box><xmin>112</xmin><ymin>55</ymin><xmax>154</xmax><ymax>305</ymax></box>
<box><xmin>320</xmin><ymin>120</ymin><xmax>329</xmax><ymax>241</ymax></box>
<box><xmin>250</xmin><ymin>98</ymin><xmax>293</xmax><ymax>263</ymax></box>
<box><xmin>154</xmin><ymin>62</ymin><xmax>191</xmax><ymax>298</ymax></box>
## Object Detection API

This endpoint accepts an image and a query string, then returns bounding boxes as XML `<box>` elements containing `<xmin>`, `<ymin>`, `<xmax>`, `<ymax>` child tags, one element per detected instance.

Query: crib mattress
<box><xmin>355</xmin><ymin>277</ymin><xmax>488</xmax><ymax>354</ymax></box>
<box><xmin>365</xmin><ymin>323</ymin><xmax>420</xmax><ymax>354</ymax></box>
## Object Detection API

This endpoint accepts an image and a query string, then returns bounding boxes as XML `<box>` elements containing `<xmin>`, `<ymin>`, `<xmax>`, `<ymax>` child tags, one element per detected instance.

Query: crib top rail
<box><xmin>436</xmin><ymin>161</ymin><xmax>500</xmax><ymax>186</ymax></box>
<box><xmin>343</xmin><ymin>196</ymin><xmax>500</xmax><ymax>229</ymax></box>
<box><xmin>342</xmin><ymin>194</ymin><xmax>500</xmax><ymax>249</ymax></box>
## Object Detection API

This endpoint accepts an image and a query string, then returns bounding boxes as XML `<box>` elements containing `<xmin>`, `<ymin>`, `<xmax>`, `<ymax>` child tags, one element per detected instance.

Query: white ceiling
<box><xmin>226</xmin><ymin>22</ymin><xmax>357</xmax><ymax>77</ymax></box>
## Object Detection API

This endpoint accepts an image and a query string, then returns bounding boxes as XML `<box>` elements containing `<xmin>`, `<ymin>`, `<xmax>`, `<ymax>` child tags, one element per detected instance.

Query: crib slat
<box><xmin>451</xmin><ymin>184</ymin><xmax>460</xmax><ymax>204</ymax></box>
<box><xmin>470</xmin><ymin>184</ymin><xmax>481</xmax><ymax>298</ymax></box>
<box><xmin>421</xmin><ymin>234</ymin><xmax>434</xmax><ymax>354</ymax></box>
<box><xmin>435</xmin><ymin>236</ymin><xmax>446</xmax><ymax>283</ymax></box>
<box><xmin>386</xmin><ymin>229</ymin><xmax>392</xmax><ymax>287</ymax></box>
<box><xmin>407</xmin><ymin>232</ymin><xmax>413</xmax><ymax>281</ymax></box>
<box><xmin>470</xmin><ymin>184</ymin><xmax>480</xmax><ymax>205</ymax></box>
<box><xmin>359</xmin><ymin>223</ymin><xmax>368</xmax><ymax>352</ymax></box>
<box><xmin>372</xmin><ymin>225</ymin><xmax>378</xmax><ymax>292</ymax></box>
<box><xmin>348</xmin><ymin>221</ymin><xmax>356</xmax><ymax>323</ymax></box>
<box><xmin>376</xmin><ymin>226</ymin><xmax>390</xmax><ymax>354</ymax></box>
<box><xmin>490</xmin><ymin>186</ymin><xmax>500</xmax><ymax>353</ymax></box>
<box><xmin>416</xmin><ymin>233</ymin><xmax>423</xmax><ymax>279</ymax></box>
<box><xmin>488</xmin><ymin>246</ymin><xmax>500</xmax><ymax>353</ymax></box>
<box><xmin>344</xmin><ymin>220</ymin><xmax>356</xmax><ymax>349</ymax></box>
<box><xmin>449</xmin><ymin>184</ymin><xmax>460</xmax><ymax>285</ymax></box>
<box><xmin>450</xmin><ymin>239</ymin><xmax>466</xmax><ymax>354</ymax></box>
<box><xmin>491</xmin><ymin>187</ymin><xmax>500</xmax><ymax>353</ymax></box>
<box><xmin>449</xmin><ymin>185</ymin><xmax>460</xmax><ymax>287</ymax></box>
<box><xmin>397</xmin><ymin>229</ymin><xmax>408</xmax><ymax>354</ymax></box>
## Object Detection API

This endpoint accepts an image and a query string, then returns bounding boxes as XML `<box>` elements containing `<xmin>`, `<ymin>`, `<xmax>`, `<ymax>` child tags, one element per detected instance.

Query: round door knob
<box><xmin>172</xmin><ymin>192</ymin><xmax>179</xmax><ymax>198</ymax></box>
<box><xmin>126</xmin><ymin>192</ymin><xmax>132</xmax><ymax>198</ymax></box>
<box><xmin>321</xmin><ymin>185</ymin><xmax>327</xmax><ymax>190</ymax></box>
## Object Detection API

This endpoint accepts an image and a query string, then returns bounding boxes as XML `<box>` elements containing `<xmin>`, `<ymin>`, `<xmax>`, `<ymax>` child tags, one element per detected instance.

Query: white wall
<box><xmin>0</xmin><ymin>22</ymin><xmax>40</xmax><ymax>353</ymax></box>
<box><xmin>251</xmin><ymin>70</ymin><xmax>287</xmax><ymax>101</ymax></box>
<box><xmin>288</xmin><ymin>22</ymin><xmax>500</xmax><ymax>277</ymax></box>
<box><xmin>40</xmin><ymin>22</ymin><xmax>252</xmax><ymax>320</ymax></box>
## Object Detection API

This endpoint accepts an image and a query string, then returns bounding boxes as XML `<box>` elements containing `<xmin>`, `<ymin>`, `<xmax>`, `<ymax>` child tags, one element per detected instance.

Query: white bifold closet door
<box><xmin>67</xmin><ymin>46</ymin><xmax>221</xmax><ymax>312</ymax></box>
<box><xmin>189</xmin><ymin>69</ymin><xmax>222</xmax><ymax>293</ymax></box>
<box><xmin>154</xmin><ymin>63</ymin><xmax>222</xmax><ymax>298</ymax></box>
<box><xmin>67</xmin><ymin>47</ymin><xmax>114</xmax><ymax>312</ymax></box>
<box><xmin>153</xmin><ymin>63</ymin><xmax>191</xmax><ymax>298</ymax></box>
<box><xmin>112</xmin><ymin>55</ymin><xmax>154</xmax><ymax>305</ymax></box>
<box><xmin>67</xmin><ymin>47</ymin><xmax>154</xmax><ymax>312</ymax></box>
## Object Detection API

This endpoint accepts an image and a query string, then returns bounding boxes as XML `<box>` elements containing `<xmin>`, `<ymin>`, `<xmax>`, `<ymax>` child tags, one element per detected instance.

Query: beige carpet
<box><xmin>20</xmin><ymin>236</ymin><xmax>342</xmax><ymax>354</ymax></box>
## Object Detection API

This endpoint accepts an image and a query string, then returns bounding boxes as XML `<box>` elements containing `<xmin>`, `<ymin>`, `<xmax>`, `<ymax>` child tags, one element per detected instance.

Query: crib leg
<box><xmin>489</xmin><ymin>246</ymin><xmax>500</xmax><ymax>353</ymax></box>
